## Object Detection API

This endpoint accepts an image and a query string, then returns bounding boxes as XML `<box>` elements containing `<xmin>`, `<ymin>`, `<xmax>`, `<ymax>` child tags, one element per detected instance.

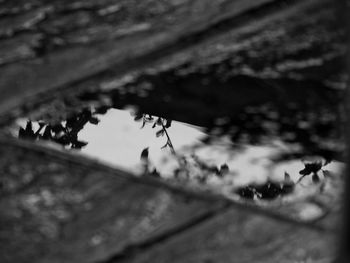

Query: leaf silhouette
<box><xmin>140</xmin><ymin>147</ymin><xmax>149</xmax><ymax>160</ymax></box>
<box><xmin>134</xmin><ymin>114</ymin><xmax>143</xmax><ymax>121</ymax></box>
<box><xmin>312</xmin><ymin>174</ymin><xmax>320</xmax><ymax>183</ymax></box>
<box><xmin>19</xmin><ymin>126</ymin><xmax>35</xmax><ymax>140</ymax></box>
<box><xmin>89</xmin><ymin>117</ymin><xmax>99</xmax><ymax>125</ymax></box>
<box><xmin>323</xmin><ymin>170</ymin><xmax>332</xmax><ymax>178</ymax></box>
<box><xmin>145</xmin><ymin>115</ymin><xmax>153</xmax><ymax>121</ymax></box>
<box><xmin>156</xmin><ymin>118</ymin><xmax>163</xmax><ymax>126</ymax></box>
<box><xmin>165</xmin><ymin>119</ymin><xmax>172</xmax><ymax>128</ymax></box>
<box><xmin>18</xmin><ymin>127</ymin><xmax>26</xmax><ymax>138</ymax></box>
<box><xmin>161</xmin><ymin>142</ymin><xmax>169</xmax><ymax>149</ymax></box>
<box><xmin>19</xmin><ymin>121</ymin><xmax>37</xmax><ymax>140</ymax></box>
<box><xmin>219</xmin><ymin>164</ymin><xmax>229</xmax><ymax>176</ymax></box>
<box><xmin>156</xmin><ymin>129</ymin><xmax>165</xmax><ymax>137</ymax></box>
<box><xmin>51</xmin><ymin>124</ymin><xmax>65</xmax><ymax>133</ymax></box>
<box><xmin>42</xmin><ymin>126</ymin><xmax>52</xmax><ymax>140</ymax></box>
<box><xmin>25</xmin><ymin>121</ymin><xmax>33</xmax><ymax>133</ymax></box>
<box><xmin>299</xmin><ymin>162</ymin><xmax>322</xmax><ymax>176</ymax></box>
<box><xmin>71</xmin><ymin>140</ymin><xmax>88</xmax><ymax>149</ymax></box>
<box><xmin>149</xmin><ymin>169</ymin><xmax>160</xmax><ymax>178</ymax></box>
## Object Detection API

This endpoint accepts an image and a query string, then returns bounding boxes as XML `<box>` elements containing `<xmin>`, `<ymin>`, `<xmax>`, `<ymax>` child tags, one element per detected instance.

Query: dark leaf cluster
<box><xmin>18</xmin><ymin>109</ymin><xmax>100</xmax><ymax>149</ymax></box>
<box><xmin>236</xmin><ymin>180</ymin><xmax>295</xmax><ymax>200</ymax></box>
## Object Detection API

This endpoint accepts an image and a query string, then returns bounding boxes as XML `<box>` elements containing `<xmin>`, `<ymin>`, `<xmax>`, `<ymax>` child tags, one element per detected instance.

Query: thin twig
<box><xmin>161</xmin><ymin>122</ymin><xmax>176</xmax><ymax>155</ymax></box>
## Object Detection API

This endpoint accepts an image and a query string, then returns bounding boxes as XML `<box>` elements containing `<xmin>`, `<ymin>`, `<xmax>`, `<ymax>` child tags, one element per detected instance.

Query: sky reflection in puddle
<box><xmin>77</xmin><ymin>108</ymin><xmax>205</xmax><ymax>175</ymax></box>
<box><xmin>13</xmin><ymin>105</ymin><xmax>344</xmax><ymax>203</ymax></box>
<box><xmin>9</xmin><ymin>64</ymin><xmax>346</xmax><ymax>207</ymax></box>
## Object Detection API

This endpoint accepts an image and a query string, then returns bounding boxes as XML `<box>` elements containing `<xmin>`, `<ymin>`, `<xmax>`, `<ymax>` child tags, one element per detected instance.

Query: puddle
<box><xmin>7</xmin><ymin>65</ymin><xmax>345</xmax><ymax>207</ymax></box>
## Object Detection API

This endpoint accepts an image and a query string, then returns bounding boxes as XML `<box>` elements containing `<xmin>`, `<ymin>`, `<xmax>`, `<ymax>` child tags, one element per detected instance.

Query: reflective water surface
<box><xmin>9</xmin><ymin>66</ymin><xmax>345</xmax><ymax>204</ymax></box>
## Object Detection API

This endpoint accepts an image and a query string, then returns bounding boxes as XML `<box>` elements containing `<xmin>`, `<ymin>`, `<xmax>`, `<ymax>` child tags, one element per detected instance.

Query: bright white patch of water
<box><xmin>78</xmin><ymin>108</ymin><xmax>206</xmax><ymax>174</ymax></box>
<box><xmin>13</xmin><ymin>108</ymin><xmax>344</xmax><ymax>199</ymax></box>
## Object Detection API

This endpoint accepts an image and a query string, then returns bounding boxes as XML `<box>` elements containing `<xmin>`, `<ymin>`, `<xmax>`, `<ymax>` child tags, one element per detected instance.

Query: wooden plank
<box><xmin>0</xmin><ymin>0</ymin><xmax>287</xmax><ymax>115</ymax></box>
<box><xmin>119</xmin><ymin>207</ymin><xmax>336</xmax><ymax>263</ymax></box>
<box><xmin>153</xmin><ymin>0</ymin><xmax>345</xmax><ymax>86</ymax></box>
<box><xmin>0</xmin><ymin>140</ymin><xmax>225</xmax><ymax>263</ymax></box>
<box><xmin>1</xmin><ymin>0</ymin><xmax>343</xmax><ymax>127</ymax></box>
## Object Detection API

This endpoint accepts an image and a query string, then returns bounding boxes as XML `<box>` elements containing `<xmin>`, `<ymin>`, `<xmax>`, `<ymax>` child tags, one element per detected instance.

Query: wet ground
<box><xmin>0</xmin><ymin>0</ymin><xmax>347</xmax><ymax>262</ymax></box>
<box><xmin>6</xmin><ymin>60</ymin><xmax>346</xmax><ymax>219</ymax></box>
